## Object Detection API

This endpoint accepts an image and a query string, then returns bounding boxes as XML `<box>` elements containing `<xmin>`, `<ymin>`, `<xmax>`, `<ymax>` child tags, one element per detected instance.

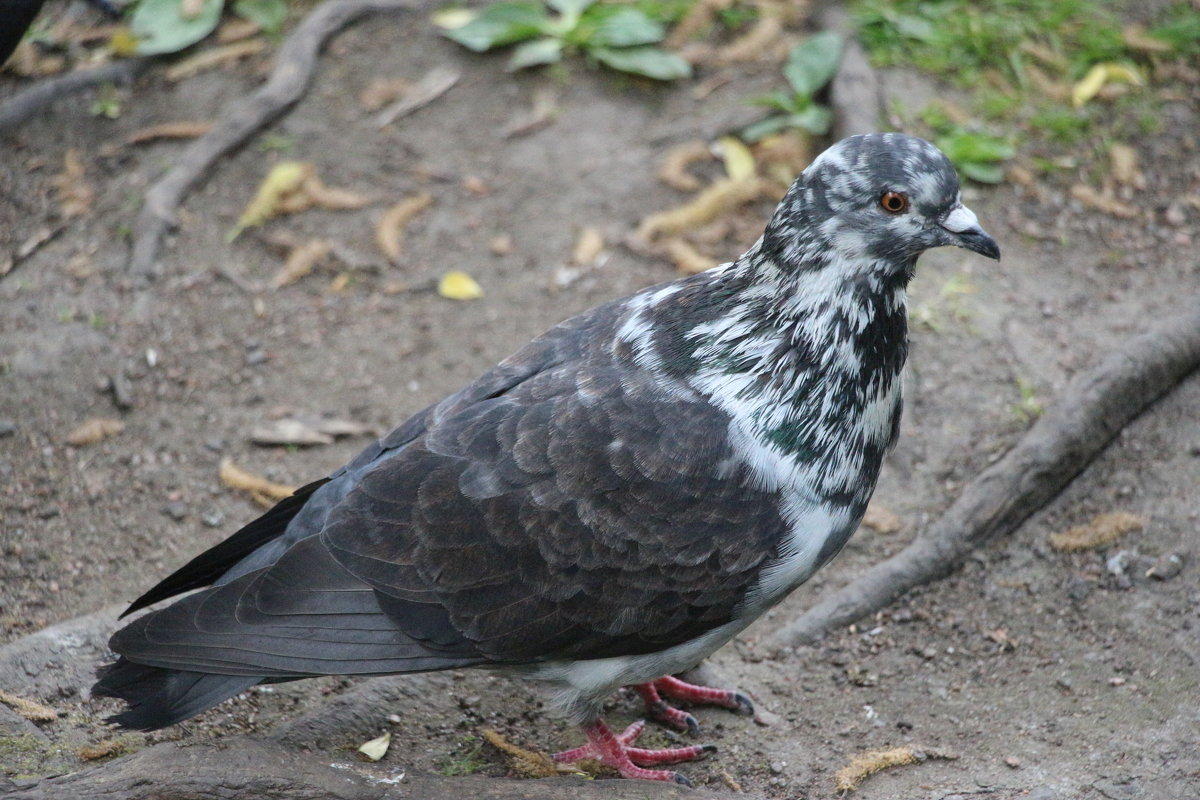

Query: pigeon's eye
<box><xmin>879</xmin><ymin>191</ymin><xmax>909</xmax><ymax>214</ymax></box>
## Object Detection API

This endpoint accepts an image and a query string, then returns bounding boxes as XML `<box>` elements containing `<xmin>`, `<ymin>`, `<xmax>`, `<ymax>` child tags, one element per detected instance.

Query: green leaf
<box><xmin>440</xmin><ymin>2</ymin><xmax>550</xmax><ymax>52</ymax></box>
<box><xmin>740</xmin><ymin>114</ymin><xmax>791</xmax><ymax>142</ymax></box>
<box><xmin>546</xmin><ymin>0</ymin><xmax>594</xmax><ymax>19</ymax></box>
<box><xmin>936</xmin><ymin>131</ymin><xmax>1015</xmax><ymax>164</ymax></box>
<box><xmin>508</xmin><ymin>37</ymin><xmax>564</xmax><ymax>70</ymax></box>
<box><xmin>784</xmin><ymin>105</ymin><xmax>832</xmax><ymax>134</ymax></box>
<box><xmin>958</xmin><ymin>161</ymin><xmax>1005</xmax><ymax>184</ymax></box>
<box><xmin>233</xmin><ymin>0</ymin><xmax>287</xmax><ymax>34</ymax></box>
<box><xmin>783</xmin><ymin>31</ymin><xmax>842</xmax><ymax>97</ymax></box>
<box><xmin>130</xmin><ymin>0</ymin><xmax>224</xmax><ymax>55</ymax></box>
<box><xmin>589</xmin><ymin>45</ymin><xmax>691</xmax><ymax>80</ymax></box>
<box><xmin>580</xmin><ymin>6</ymin><xmax>665</xmax><ymax>48</ymax></box>
<box><xmin>748</xmin><ymin>90</ymin><xmax>801</xmax><ymax>113</ymax></box>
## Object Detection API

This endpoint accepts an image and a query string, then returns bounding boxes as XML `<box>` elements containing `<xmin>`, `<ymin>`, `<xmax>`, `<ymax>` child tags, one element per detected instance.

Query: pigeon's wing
<box><xmin>324</xmin><ymin>355</ymin><xmax>788</xmax><ymax>664</ymax></box>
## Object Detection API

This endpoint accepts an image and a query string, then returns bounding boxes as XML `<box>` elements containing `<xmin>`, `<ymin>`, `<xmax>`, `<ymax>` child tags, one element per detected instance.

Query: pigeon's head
<box><xmin>763</xmin><ymin>133</ymin><xmax>1000</xmax><ymax>275</ymax></box>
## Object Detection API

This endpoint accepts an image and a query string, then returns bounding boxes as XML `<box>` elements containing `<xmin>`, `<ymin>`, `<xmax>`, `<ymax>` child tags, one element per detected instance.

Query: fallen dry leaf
<box><xmin>1072</xmin><ymin>63</ymin><xmax>1142</xmax><ymax>108</ymax></box>
<box><xmin>358</xmin><ymin>731</ymin><xmax>391</xmax><ymax>762</ymax></box>
<box><xmin>658</xmin><ymin>140</ymin><xmax>712</xmax><ymax>192</ymax></box>
<box><xmin>50</xmin><ymin>149</ymin><xmax>94</xmax><ymax>219</ymax></box>
<box><xmin>1070</xmin><ymin>184</ymin><xmax>1139</xmax><ymax>219</ymax></box>
<box><xmin>571</xmin><ymin>227</ymin><xmax>604</xmax><ymax>266</ymax></box>
<box><xmin>1122</xmin><ymin>25</ymin><xmax>1173</xmax><ymax>54</ymax></box>
<box><xmin>438</xmin><ymin>270</ymin><xmax>484</xmax><ymax>301</ymax></box>
<box><xmin>79</xmin><ymin>738</ymin><xmax>133</xmax><ymax>761</ymax></box>
<box><xmin>66</xmin><ymin>417</ymin><xmax>125</xmax><ymax>446</ymax></box>
<box><xmin>5</xmin><ymin>41</ymin><xmax>66</xmax><ymax>76</ymax></box>
<box><xmin>984</xmin><ymin>627</ymin><xmax>1018</xmax><ymax>651</ymax></box>
<box><xmin>229</xmin><ymin>162</ymin><xmax>315</xmax><ymax>241</ymax></box>
<box><xmin>251</xmin><ymin>415</ymin><xmax>375</xmax><ymax>446</ymax></box>
<box><xmin>835</xmin><ymin>745</ymin><xmax>958</xmax><ymax>792</ymax></box>
<box><xmin>125</xmin><ymin>121</ymin><xmax>215</xmax><ymax>145</ymax></box>
<box><xmin>489</xmin><ymin>234</ymin><xmax>515</xmax><ymax>256</ymax></box>
<box><xmin>714</xmin><ymin>14</ymin><xmax>783</xmax><ymax>65</ymax></box>
<box><xmin>272</xmin><ymin>239</ymin><xmax>332</xmax><ymax>288</ymax></box>
<box><xmin>638</xmin><ymin>177</ymin><xmax>764</xmax><ymax>241</ymax></box>
<box><xmin>218</xmin><ymin>458</ymin><xmax>296</xmax><ymax>503</ymax></box>
<box><xmin>503</xmin><ymin>86</ymin><xmax>559</xmax><ymax>138</ymax></box>
<box><xmin>217</xmin><ymin>18</ymin><xmax>262</xmax><ymax>44</ymax></box>
<box><xmin>0</xmin><ymin>690</ymin><xmax>58</xmax><ymax>722</ymax></box>
<box><xmin>166</xmin><ymin>39</ymin><xmax>266</xmax><ymax>82</ymax></box>
<box><xmin>376</xmin><ymin>193</ymin><xmax>433</xmax><ymax>263</ymax></box>
<box><xmin>1049</xmin><ymin>511</ymin><xmax>1145</xmax><ymax>552</ymax></box>
<box><xmin>376</xmin><ymin>66</ymin><xmax>460</xmax><ymax>128</ymax></box>
<box><xmin>664</xmin><ymin>0</ymin><xmax>732</xmax><ymax>49</ymax></box>
<box><xmin>302</xmin><ymin>174</ymin><xmax>374</xmax><ymax>211</ymax></box>
<box><xmin>754</xmin><ymin>131</ymin><xmax>813</xmax><ymax>186</ymax></box>
<box><xmin>359</xmin><ymin>77</ymin><xmax>412</xmax><ymax>111</ymax></box>
<box><xmin>1109</xmin><ymin>144</ymin><xmax>1144</xmax><ymax>189</ymax></box>
<box><xmin>862</xmin><ymin>502</ymin><xmax>902</xmax><ymax>534</ymax></box>
<box><xmin>481</xmin><ymin>728</ymin><xmax>563</xmax><ymax>778</ymax></box>
<box><xmin>717</xmin><ymin>135</ymin><xmax>756</xmax><ymax>182</ymax></box>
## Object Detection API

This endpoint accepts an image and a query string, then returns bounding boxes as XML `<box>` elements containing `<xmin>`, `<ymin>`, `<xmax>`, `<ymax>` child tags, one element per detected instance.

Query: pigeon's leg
<box><xmin>632</xmin><ymin>675</ymin><xmax>754</xmax><ymax>733</ymax></box>
<box><xmin>553</xmin><ymin>719</ymin><xmax>714</xmax><ymax>784</ymax></box>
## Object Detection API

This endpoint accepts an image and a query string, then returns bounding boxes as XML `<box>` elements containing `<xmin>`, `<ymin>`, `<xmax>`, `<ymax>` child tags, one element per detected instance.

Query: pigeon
<box><xmin>94</xmin><ymin>133</ymin><xmax>999</xmax><ymax>783</ymax></box>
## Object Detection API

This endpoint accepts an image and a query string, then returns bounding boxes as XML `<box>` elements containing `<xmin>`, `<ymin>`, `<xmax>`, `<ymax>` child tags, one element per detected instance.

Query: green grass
<box><xmin>437</xmin><ymin>735</ymin><xmax>487</xmax><ymax>776</ymax></box>
<box><xmin>852</xmin><ymin>0</ymin><xmax>1131</xmax><ymax>87</ymax></box>
<box><xmin>851</xmin><ymin>0</ymin><xmax>1199</xmax><ymax>175</ymax></box>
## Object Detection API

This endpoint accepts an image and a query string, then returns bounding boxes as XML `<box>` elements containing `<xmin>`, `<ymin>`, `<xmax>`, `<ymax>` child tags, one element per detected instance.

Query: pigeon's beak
<box><xmin>939</xmin><ymin>203</ymin><xmax>1000</xmax><ymax>261</ymax></box>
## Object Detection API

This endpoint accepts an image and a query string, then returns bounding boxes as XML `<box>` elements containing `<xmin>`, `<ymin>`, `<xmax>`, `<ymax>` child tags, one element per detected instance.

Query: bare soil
<box><xmin>1</xmin><ymin>7</ymin><xmax>1198</xmax><ymax>800</ymax></box>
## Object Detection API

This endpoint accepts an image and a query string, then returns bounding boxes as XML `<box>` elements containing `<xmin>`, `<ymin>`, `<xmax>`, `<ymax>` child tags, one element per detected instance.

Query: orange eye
<box><xmin>880</xmin><ymin>191</ymin><xmax>909</xmax><ymax>214</ymax></box>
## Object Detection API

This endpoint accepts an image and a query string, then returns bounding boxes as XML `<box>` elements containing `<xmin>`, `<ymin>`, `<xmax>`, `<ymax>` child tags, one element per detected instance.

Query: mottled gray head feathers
<box><xmin>760</xmin><ymin>133</ymin><xmax>999</xmax><ymax>278</ymax></box>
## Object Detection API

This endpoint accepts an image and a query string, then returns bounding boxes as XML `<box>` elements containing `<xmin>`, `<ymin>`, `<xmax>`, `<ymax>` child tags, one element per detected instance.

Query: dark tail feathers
<box><xmin>93</xmin><ymin>658</ymin><xmax>263</xmax><ymax>730</ymax></box>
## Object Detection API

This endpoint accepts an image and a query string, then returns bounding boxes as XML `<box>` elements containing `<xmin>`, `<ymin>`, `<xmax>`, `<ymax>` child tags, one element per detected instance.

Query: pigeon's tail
<box><xmin>94</xmin><ymin>658</ymin><xmax>263</xmax><ymax>730</ymax></box>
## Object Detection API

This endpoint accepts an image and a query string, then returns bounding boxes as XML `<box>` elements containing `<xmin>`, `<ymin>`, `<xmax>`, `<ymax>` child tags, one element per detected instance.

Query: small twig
<box><xmin>0</xmin><ymin>58</ymin><xmax>151</xmax><ymax>135</ymax></box>
<box><xmin>765</xmin><ymin>307</ymin><xmax>1200</xmax><ymax>651</ymax></box>
<box><xmin>129</xmin><ymin>0</ymin><xmax>420</xmax><ymax>279</ymax></box>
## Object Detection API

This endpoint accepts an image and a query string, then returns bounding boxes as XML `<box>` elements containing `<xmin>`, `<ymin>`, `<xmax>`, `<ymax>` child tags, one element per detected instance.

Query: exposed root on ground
<box><xmin>128</xmin><ymin>0</ymin><xmax>420</xmax><ymax>278</ymax></box>
<box><xmin>0</xmin><ymin>59</ymin><xmax>151</xmax><ymax>134</ymax></box>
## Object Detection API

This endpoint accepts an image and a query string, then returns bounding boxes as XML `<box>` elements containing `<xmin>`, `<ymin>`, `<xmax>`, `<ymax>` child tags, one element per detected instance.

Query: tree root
<box><xmin>818</xmin><ymin>6</ymin><xmax>880</xmax><ymax>137</ymax></box>
<box><xmin>128</xmin><ymin>0</ymin><xmax>420</xmax><ymax>279</ymax></box>
<box><xmin>3</xmin><ymin>737</ymin><xmax>740</xmax><ymax>800</ymax></box>
<box><xmin>765</xmin><ymin>306</ymin><xmax>1200</xmax><ymax>651</ymax></box>
<box><xmin>0</xmin><ymin>59</ymin><xmax>152</xmax><ymax>135</ymax></box>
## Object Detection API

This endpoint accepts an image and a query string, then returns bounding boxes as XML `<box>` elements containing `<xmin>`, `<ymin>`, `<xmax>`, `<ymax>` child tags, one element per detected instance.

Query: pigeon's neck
<box><xmin>615</xmin><ymin>241</ymin><xmax>910</xmax><ymax>504</ymax></box>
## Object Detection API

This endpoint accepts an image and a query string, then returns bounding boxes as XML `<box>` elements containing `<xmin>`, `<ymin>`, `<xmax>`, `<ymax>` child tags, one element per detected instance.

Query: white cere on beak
<box><xmin>940</xmin><ymin>204</ymin><xmax>980</xmax><ymax>234</ymax></box>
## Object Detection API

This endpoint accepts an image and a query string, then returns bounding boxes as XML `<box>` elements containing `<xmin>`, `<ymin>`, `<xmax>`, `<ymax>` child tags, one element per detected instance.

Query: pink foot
<box><xmin>553</xmin><ymin>719</ymin><xmax>714</xmax><ymax>784</ymax></box>
<box><xmin>632</xmin><ymin>675</ymin><xmax>754</xmax><ymax>734</ymax></box>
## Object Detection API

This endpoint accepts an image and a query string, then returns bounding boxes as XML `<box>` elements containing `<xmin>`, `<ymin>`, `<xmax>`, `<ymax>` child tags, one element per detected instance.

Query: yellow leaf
<box><xmin>358</xmin><ymin>731</ymin><xmax>391</xmax><ymax>762</ymax></box>
<box><xmin>1071</xmin><ymin>65</ymin><xmax>1107</xmax><ymax>107</ymax></box>
<box><xmin>375</xmin><ymin>193</ymin><xmax>433</xmax><ymax>264</ymax></box>
<box><xmin>218</xmin><ymin>458</ymin><xmax>296</xmax><ymax>502</ymax></box>
<box><xmin>432</xmin><ymin>8</ymin><xmax>476</xmax><ymax>29</ymax></box>
<box><xmin>438</xmin><ymin>270</ymin><xmax>484</xmax><ymax>301</ymax></box>
<box><xmin>229</xmin><ymin>162</ymin><xmax>314</xmax><ymax>242</ymax></box>
<box><xmin>66</xmin><ymin>417</ymin><xmax>125</xmax><ymax>446</ymax></box>
<box><xmin>717</xmin><ymin>136</ymin><xmax>756</xmax><ymax>182</ymax></box>
<box><xmin>1072</xmin><ymin>63</ymin><xmax>1142</xmax><ymax>107</ymax></box>
<box><xmin>108</xmin><ymin>28</ymin><xmax>140</xmax><ymax>58</ymax></box>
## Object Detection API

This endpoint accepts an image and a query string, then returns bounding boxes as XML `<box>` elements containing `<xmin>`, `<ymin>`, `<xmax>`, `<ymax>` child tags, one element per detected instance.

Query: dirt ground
<box><xmin>1</xmin><ymin>5</ymin><xmax>1198</xmax><ymax>800</ymax></box>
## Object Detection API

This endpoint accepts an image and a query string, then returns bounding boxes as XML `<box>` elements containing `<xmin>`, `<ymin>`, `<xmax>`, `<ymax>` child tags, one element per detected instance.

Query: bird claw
<box><xmin>556</xmin><ymin>719</ymin><xmax>714</xmax><ymax>782</ymax></box>
<box><xmin>731</xmin><ymin>691</ymin><xmax>755</xmax><ymax>715</ymax></box>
